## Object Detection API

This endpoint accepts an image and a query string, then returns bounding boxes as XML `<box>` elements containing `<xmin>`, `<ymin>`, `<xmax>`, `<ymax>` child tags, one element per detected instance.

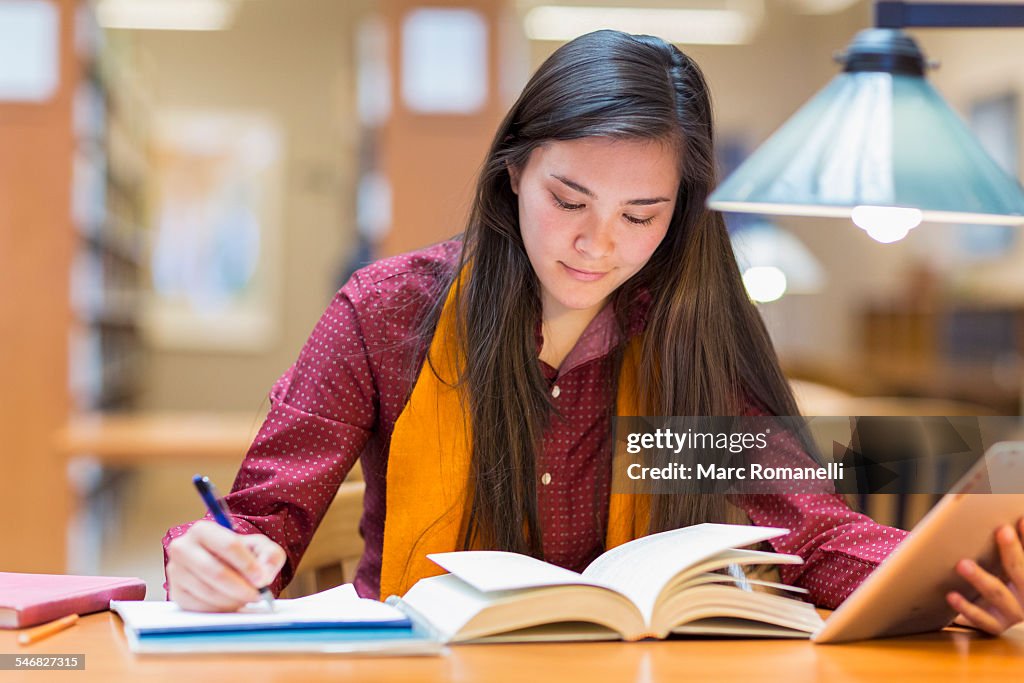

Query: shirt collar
<box><xmin>536</xmin><ymin>287</ymin><xmax>652</xmax><ymax>377</ymax></box>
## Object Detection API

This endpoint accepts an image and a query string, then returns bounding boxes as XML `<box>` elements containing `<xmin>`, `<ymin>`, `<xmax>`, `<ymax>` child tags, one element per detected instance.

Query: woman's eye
<box><xmin>552</xmin><ymin>194</ymin><xmax>584</xmax><ymax>211</ymax></box>
<box><xmin>625</xmin><ymin>214</ymin><xmax>655</xmax><ymax>226</ymax></box>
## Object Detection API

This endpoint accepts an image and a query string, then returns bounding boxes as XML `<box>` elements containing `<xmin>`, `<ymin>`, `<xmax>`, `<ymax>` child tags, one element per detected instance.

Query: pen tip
<box><xmin>260</xmin><ymin>588</ymin><xmax>276</xmax><ymax>612</ymax></box>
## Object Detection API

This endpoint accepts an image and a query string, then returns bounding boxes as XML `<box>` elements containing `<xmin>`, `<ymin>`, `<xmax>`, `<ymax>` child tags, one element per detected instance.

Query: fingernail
<box><xmin>999</xmin><ymin>526</ymin><xmax>1015</xmax><ymax>543</ymax></box>
<box><xmin>960</xmin><ymin>559</ymin><xmax>976</xmax><ymax>576</ymax></box>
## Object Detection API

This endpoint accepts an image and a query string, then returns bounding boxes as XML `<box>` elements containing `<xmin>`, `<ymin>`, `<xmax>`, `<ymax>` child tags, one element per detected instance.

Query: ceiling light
<box><xmin>96</xmin><ymin>0</ymin><xmax>239</xmax><ymax>31</ymax></box>
<box><xmin>523</xmin><ymin>5</ymin><xmax>760</xmax><ymax>45</ymax></box>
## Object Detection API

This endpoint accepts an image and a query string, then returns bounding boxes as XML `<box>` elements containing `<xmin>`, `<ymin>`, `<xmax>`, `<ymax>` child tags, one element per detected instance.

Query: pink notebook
<box><xmin>0</xmin><ymin>572</ymin><xmax>147</xmax><ymax>628</ymax></box>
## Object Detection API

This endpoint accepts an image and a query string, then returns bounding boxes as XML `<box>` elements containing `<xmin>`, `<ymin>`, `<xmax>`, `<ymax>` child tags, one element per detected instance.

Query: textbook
<box><xmin>112</xmin><ymin>584</ymin><xmax>441</xmax><ymax>655</ymax></box>
<box><xmin>0</xmin><ymin>572</ymin><xmax>146</xmax><ymax>629</ymax></box>
<box><xmin>386</xmin><ymin>524</ymin><xmax>825</xmax><ymax>642</ymax></box>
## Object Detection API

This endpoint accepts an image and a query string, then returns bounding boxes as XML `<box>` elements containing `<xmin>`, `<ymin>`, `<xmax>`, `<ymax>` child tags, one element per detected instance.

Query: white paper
<box><xmin>427</xmin><ymin>551</ymin><xmax>608</xmax><ymax>593</ymax></box>
<box><xmin>112</xmin><ymin>584</ymin><xmax>406</xmax><ymax>633</ymax></box>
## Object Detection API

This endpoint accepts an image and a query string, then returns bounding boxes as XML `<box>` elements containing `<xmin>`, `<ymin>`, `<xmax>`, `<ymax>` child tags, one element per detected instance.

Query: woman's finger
<box><xmin>947</xmin><ymin>591</ymin><xmax>1005</xmax><ymax>635</ymax></box>
<box><xmin>169</xmin><ymin>560</ymin><xmax>246</xmax><ymax>612</ymax></box>
<box><xmin>996</xmin><ymin>524</ymin><xmax>1024</xmax><ymax>604</ymax></box>
<box><xmin>167</xmin><ymin>570</ymin><xmax>204</xmax><ymax>611</ymax></box>
<box><xmin>168</xmin><ymin>532</ymin><xmax>262</xmax><ymax>606</ymax></box>
<box><xmin>191</xmin><ymin>521</ymin><xmax>268</xmax><ymax>587</ymax></box>
<box><xmin>243</xmin><ymin>535</ymin><xmax>287</xmax><ymax>585</ymax></box>
<box><xmin>183</xmin><ymin>546</ymin><xmax>262</xmax><ymax>606</ymax></box>
<box><xmin>956</xmin><ymin>559</ymin><xmax>1024</xmax><ymax>626</ymax></box>
<box><xmin>169</xmin><ymin>568</ymin><xmax>235</xmax><ymax>612</ymax></box>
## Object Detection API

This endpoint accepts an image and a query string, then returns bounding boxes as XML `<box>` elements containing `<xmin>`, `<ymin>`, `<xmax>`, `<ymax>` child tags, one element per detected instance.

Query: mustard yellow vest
<box><xmin>380</xmin><ymin>278</ymin><xmax>649</xmax><ymax>598</ymax></box>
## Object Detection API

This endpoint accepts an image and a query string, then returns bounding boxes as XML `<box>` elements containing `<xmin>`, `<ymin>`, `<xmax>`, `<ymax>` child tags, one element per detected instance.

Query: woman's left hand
<box><xmin>946</xmin><ymin>520</ymin><xmax>1024</xmax><ymax>635</ymax></box>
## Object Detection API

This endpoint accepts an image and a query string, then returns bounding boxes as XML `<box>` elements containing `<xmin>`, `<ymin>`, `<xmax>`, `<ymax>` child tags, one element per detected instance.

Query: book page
<box><xmin>396</xmin><ymin>573</ymin><xmax>500</xmax><ymax>640</ymax></box>
<box><xmin>581</xmin><ymin>524</ymin><xmax>789</xmax><ymax>622</ymax></box>
<box><xmin>659</xmin><ymin>585</ymin><xmax>825</xmax><ymax>635</ymax></box>
<box><xmin>679</xmin><ymin>572</ymin><xmax>809</xmax><ymax>595</ymax></box>
<box><xmin>427</xmin><ymin>551</ymin><xmax>612</xmax><ymax>593</ymax></box>
<box><xmin>112</xmin><ymin>584</ymin><xmax>408</xmax><ymax>634</ymax></box>
<box><xmin>665</xmin><ymin>548</ymin><xmax>804</xmax><ymax>592</ymax></box>
<box><xmin>396</xmin><ymin>574</ymin><xmax>643</xmax><ymax>642</ymax></box>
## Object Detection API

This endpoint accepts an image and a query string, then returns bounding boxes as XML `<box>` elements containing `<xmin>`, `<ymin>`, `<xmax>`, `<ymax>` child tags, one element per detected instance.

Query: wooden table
<box><xmin>52</xmin><ymin>412</ymin><xmax>264</xmax><ymax>574</ymax></box>
<box><xmin>3</xmin><ymin>612</ymin><xmax>1023</xmax><ymax>682</ymax></box>
<box><xmin>56</xmin><ymin>412</ymin><xmax>264</xmax><ymax>466</ymax></box>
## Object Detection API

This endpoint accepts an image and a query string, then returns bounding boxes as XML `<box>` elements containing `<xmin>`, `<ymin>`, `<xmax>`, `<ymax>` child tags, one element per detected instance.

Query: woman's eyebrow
<box><xmin>550</xmin><ymin>174</ymin><xmax>671</xmax><ymax>206</ymax></box>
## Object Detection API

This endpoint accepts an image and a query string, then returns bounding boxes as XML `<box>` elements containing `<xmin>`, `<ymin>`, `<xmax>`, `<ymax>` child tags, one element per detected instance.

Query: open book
<box><xmin>386</xmin><ymin>524</ymin><xmax>824</xmax><ymax>642</ymax></box>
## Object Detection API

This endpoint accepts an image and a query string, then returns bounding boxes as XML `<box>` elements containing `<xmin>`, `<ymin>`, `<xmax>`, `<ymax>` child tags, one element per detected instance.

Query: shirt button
<box><xmin>551</xmin><ymin>385</ymin><xmax>561</xmax><ymax>398</ymax></box>
<box><xmin>541</xmin><ymin>472</ymin><xmax>552</xmax><ymax>485</ymax></box>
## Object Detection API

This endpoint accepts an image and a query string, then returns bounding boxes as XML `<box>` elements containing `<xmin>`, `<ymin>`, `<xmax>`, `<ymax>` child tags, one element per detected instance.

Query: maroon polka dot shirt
<box><xmin>164</xmin><ymin>240</ymin><xmax>907</xmax><ymax>606</ymax></box>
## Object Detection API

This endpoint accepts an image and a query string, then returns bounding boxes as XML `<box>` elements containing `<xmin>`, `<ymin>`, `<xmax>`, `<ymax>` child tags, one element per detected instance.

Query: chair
<box><xmin>281</xmin><ymin>462</ymin><xmax>366</xmax><ymax>598</ymax></box>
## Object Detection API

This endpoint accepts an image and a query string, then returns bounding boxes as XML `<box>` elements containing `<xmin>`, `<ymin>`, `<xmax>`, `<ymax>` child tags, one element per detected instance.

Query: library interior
<box><xmin>2</xmin><ymin>0</ymin><xmax>1024</xmax><ymax>677</ymax></box>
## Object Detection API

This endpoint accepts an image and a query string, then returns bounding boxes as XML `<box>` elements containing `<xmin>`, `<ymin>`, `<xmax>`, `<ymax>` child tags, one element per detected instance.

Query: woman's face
<box><xmin>509</xmin><ymin>137</ymin><xmax>680</xmax><ymax>320</ymax></box>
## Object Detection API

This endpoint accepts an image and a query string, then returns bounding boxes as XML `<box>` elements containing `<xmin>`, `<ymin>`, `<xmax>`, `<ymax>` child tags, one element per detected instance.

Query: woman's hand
<box><xmin>166</xmin><ymin>520</ymin><xmax>286</xmax><ymax>612</ymax></box>
<box><xmin>946</xmin><ymin>520</ymin><xmax>1024</xmax><ymax>635</ymax></box>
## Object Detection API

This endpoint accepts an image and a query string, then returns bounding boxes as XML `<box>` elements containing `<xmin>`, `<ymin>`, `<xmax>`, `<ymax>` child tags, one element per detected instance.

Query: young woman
<box><xmin>164</xmin><ymin>30</ymin><xmax>1024</xmax><ymax>635</ymax></box>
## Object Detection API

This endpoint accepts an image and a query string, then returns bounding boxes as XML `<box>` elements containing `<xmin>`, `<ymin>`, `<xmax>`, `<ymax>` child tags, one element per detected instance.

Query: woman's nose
<box><xmin>574</xmin><ymin>215</ymin><xmax>614</xmax><ymax>260</ymax></box>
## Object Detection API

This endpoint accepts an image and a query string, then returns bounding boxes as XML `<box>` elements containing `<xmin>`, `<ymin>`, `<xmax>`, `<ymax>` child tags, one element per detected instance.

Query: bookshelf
<box><xmin>859</xmin><ymin>302</ymin><xmax>1024</xmax><ymax>414</ymax></box>
<box><xmin>65</xmin><ymin>16</ymin><xmax>153</xmax><ymax>575</ymax></box>
<box><xmin>69</xmin><ymin>20</ymin><xmax>150</xmax><ymax>413</ymax></box>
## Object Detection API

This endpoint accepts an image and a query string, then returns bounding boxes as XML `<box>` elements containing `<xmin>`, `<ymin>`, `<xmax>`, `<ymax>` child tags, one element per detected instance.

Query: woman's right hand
<box><xmin>166</xmin><ymin>520</ymin><xmax>287</xmax><ymax>612</ymax></box>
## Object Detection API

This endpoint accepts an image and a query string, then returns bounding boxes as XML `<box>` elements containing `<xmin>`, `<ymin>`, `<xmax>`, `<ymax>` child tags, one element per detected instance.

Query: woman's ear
<box><xmin>506</xmin><ymin>161</ymin><xmax>521</xmax><ymax>195</ymax></box>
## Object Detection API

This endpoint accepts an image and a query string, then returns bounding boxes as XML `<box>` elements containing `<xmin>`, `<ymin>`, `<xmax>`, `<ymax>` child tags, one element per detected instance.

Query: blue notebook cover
<box><xmin>139</xmin><ymin>626</ymin><xmax>422</xmax><ymax>645</ymax></box>
<box><xmin>127</xmin><ymin>626</ymin><xmax>443</xmax><ymax>655</ymax></box>
<box><xmin>134</xmin><ymin>617</ymin><xmax>412</xmax><ymax>636</ymax></box>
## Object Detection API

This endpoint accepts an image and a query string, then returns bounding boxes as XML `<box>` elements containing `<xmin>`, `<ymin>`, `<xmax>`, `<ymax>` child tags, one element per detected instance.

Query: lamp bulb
<box><xmin>742</xmin><ymin>266</ymin><xmax>787</xmax><ymax>303</ymax></box>
<box><xmin>851</xmin><ymin>205</ymin><xmax>922</xmax><ymax>243</ymax></box>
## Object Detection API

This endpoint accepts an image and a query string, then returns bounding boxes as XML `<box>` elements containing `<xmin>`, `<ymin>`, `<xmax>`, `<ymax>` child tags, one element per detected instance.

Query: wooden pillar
<box><xmin>378</xmin><ymin>0</ymin><xmax>512</xmax><ymax>257</ymax></box>
<box><xmin>0</xmin><ymin>0</ymin><xmax>79</xmax><ymax>571</ymax></box>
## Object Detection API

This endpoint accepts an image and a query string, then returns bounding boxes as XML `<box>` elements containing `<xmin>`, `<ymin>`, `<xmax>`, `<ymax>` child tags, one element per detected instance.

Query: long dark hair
<box><xmin>417</xmin><ymin>30</ymin><xmax>802</xmax><ymax>557</ymax></box>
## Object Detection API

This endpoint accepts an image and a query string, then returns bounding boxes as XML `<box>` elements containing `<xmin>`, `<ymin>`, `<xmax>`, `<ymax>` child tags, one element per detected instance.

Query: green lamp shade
<box><xmin>708</xmin><ymin>71</ymin><xmax>1024</xmax><ymax>225</ymax></box>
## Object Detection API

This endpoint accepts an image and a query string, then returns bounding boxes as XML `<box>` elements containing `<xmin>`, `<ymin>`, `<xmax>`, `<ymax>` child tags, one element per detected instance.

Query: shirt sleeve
<box><xmin>162</xmin><ymin>273</ymin><xmax>381</xmax><ymax>597</ymax></box>
<box><xmin>736</xmin><ymin>492</ymin><xmax>908</xmax><ymax>609</ymax></box>
<box><xmin>728</xmin><ymin>404</ymin><xmax>910</xmax><ymax>608</ymax></box>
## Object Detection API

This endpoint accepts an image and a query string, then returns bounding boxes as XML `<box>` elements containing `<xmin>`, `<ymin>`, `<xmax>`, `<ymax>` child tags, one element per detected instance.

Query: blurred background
<box><xmin>2</xmin><ymin>0</ymin><xmax>1024</xmax><ymax>597</ymax></box>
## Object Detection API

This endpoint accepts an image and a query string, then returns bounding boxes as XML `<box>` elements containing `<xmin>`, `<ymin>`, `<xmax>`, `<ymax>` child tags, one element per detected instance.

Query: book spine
<box><xmin>622</xmin><ymin>631</ymin><xmax>658</xmax><ymax>642</ymax></box>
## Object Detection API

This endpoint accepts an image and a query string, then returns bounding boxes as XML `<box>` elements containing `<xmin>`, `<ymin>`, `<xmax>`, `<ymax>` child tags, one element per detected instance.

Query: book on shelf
<box><xmin>386</xmin><ymin>523</ymin><xmax>824</xmax><ymax>643</ymax></box>
<box><xmin>111</xmin><ymin>584</ymin><xmax>441</xmax><ymax>655</ymax></box>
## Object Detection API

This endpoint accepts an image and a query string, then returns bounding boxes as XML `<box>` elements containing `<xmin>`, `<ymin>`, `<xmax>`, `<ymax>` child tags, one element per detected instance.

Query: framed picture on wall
<box><xmin>143</xmin><ymin>110</ymin><xmax>283</xmax><ymax>352</ymax></box>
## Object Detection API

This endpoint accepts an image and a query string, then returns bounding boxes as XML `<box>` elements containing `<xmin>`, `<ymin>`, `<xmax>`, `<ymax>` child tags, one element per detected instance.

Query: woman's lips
<box><xmin>560</xmin><ymin>262</ymin><xmax>609</xmax><ymax>282</ymax></box>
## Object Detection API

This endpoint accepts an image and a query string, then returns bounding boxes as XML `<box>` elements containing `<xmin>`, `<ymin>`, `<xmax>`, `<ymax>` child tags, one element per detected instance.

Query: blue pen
<box><xmin>192</xmin><ymin>474</ymin><xmax>276</xmax><ymax>612</ymax></box>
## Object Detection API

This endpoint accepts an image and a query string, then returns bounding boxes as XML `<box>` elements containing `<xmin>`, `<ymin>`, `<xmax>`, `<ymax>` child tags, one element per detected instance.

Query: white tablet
<box><xmin>813</xmin><ymin>440</ymin><xmax>1024</xmax><ymax>644</ymax></box>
